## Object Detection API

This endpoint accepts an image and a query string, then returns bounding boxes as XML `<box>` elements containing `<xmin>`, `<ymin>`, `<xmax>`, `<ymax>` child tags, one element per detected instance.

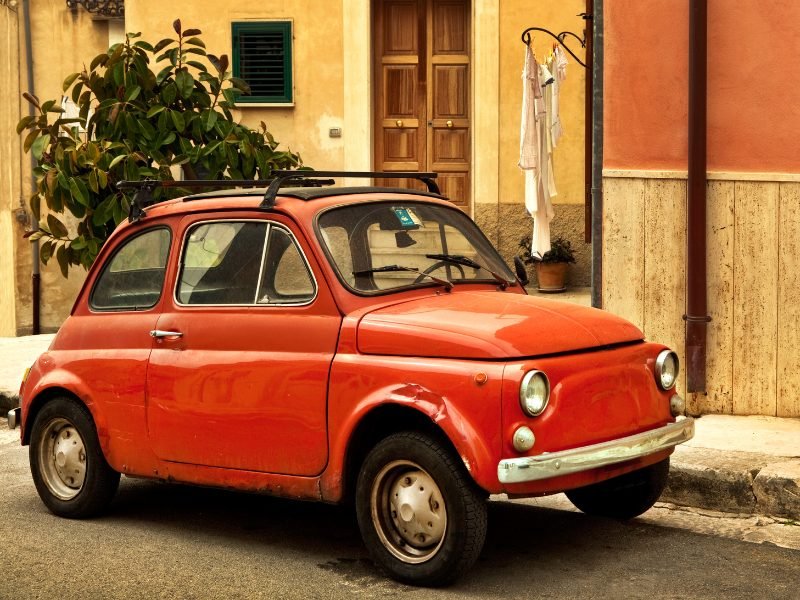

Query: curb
<box><xmin>0</xmin><ymin>390</ymin><xmax>19</xmax><ymax>414</ymax></box>
<box><xmin>664</xmin><ymin>446</ymin><xmax>800</xmax><ymax>521</ymax></box>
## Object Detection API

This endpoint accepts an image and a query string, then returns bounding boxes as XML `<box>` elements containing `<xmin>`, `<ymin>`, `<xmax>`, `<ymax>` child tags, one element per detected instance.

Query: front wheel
<box><xmin>29</xmin><ymin>397</ymin><xmax>120</xmax><ymax>518</ymax></box>
<box><xmin>565</xmin><ymin>457</ymin><xmax>670</xmax><ymax>519</ymax></box>
<box><xmin>355</xmin><ymin>432</ymin><xmax>487</xmax><ymax>586</ymax></box>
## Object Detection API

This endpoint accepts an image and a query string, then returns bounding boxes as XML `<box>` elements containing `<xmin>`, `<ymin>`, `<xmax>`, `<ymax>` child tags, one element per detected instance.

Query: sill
<box><xmin>235</xmin><ymin>102</ymin><xmax>295</xmax><ymax>108</ymax></box>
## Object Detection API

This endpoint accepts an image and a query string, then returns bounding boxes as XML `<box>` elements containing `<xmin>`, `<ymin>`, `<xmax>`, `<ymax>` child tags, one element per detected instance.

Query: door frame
<box><xmin>342</xmin><ymin>0</ymin><xmax>500</xmax><ymax>216</ymax></box>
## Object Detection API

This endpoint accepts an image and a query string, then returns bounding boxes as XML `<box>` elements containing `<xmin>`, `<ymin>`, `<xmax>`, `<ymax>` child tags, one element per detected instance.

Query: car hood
<box><xmin>356</xmin><ymin>291</ymin><xmax>644</xmax><ymax>359</ymax></box>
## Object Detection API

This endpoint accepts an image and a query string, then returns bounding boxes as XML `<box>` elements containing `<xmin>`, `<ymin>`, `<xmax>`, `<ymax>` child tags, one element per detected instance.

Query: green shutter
<box><xmin>232</xmin><ymin>22</ymin><xmax>293</xmax><ymax>104</ymax></box>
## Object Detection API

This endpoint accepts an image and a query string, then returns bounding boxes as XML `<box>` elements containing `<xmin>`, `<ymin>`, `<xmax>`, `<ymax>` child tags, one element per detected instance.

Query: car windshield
<box><xmin>317</xmin><ymin>200</ymin><xmax>516</xmax><ymax>294</ymax></box>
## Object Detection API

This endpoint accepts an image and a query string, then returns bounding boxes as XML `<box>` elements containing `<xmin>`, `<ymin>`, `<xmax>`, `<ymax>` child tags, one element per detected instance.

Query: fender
<box><xmin>321</xmin><ymin>357</ymin><xmax>505</xmax><ymax>502</ymax></box>
<box><xmin>20</xmin><ymin>352</ymin><xmax>160</xmax><ymax>476</ymax></box>
<box><xmin>21</xmin><ymin>360</ymin><xmax>109</xmax><ymax>451</ymax></box>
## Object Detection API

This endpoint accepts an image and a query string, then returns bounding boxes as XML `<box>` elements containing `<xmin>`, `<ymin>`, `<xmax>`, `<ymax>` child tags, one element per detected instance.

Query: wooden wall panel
<box><xmin>732</xmin><ymin>181</ymin><xmax>779</xmax><ymax>415</ymax></box>
<box><xmin>777</xmin><ymin>182</ymin><xmax>800</xmax><ymax>417</ymax></box>
<box><xmin>643</xmin><ymin>179</ymin><xmax>687</xmax><ymax>395</ymax></box>
<box><xmin>603</xmin><ymin>177</ymin><xmax>645</xmax><ymax>329</ymax></box>
<box><xmin>700</xmin><ymin>181</ymin><xmax>736</xmax><ymax>414</ymax></box>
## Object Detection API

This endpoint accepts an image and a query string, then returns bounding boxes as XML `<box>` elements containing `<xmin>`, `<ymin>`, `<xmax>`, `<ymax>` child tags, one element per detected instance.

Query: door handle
<box><xmin>150</xmin><ymin>330</ymin><xmax>183</xmax><ymax>339</ymax></box>
<box><xmin>396</xmin><ymin>120</ymin><xmax>403</xmax><ymax>128</ymax></box>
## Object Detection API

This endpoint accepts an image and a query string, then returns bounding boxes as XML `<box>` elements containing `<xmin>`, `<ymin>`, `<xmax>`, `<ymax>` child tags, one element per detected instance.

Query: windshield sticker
<box><xmin>393</xmin><ymin>207</ymin><xmax>422</xmax><ymax>228</ymax></box>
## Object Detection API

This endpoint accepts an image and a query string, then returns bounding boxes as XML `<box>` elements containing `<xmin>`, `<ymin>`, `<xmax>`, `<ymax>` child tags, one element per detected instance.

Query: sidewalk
<box><xmin>1</xmin><ymin>333</ymin><xmax>798</xmax><ymax>520</ymax></box>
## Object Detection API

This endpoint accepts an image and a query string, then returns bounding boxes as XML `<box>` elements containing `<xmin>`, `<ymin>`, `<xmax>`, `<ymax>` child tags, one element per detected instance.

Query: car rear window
<box><xmin>90</xmin><ymin>227</ymin><xmax>172</xmax><ymax>311</ymax></box>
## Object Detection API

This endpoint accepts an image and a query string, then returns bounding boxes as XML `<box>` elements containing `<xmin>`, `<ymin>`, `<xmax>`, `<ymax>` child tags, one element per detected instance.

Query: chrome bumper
<box><xmin>7</xmin><ymin>407</ymin><xmax>20</xmax><ymax>430</ymax></box>
<box><xmin>497</xmin><ymin>417</ymin><xmax>695</xmax><ymax>484</ymax></box>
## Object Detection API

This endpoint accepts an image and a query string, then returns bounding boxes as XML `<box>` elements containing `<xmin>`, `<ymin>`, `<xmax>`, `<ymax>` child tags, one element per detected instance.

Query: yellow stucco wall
<box><xmin>1</xmin><ymin>3</ymin><xmax>21</xmax><ymax>336</ymax></box>
<box><xmin>2</xmin><ymin>0</ymin><xmax>591</xmax><ymax>335</ymax></box>
<box><xmin>499</xmin><ymin>0</ymin><xmax>587</xmax><ymax>206</ymax></box>
<box><xmin>11</xmin><ymin>1</ymin><xmax>110</xmax><ymax>334</ymax></box>
<box><xmin>125</xmin><ymin>1</ymin><xmax>346</xmax><ymax>172</ymax></box>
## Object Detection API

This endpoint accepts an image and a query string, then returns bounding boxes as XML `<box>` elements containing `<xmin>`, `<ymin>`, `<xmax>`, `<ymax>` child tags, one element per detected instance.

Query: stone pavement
<box><xmin>1</xmin><ymin>333</ymin><xmax>798</xmax><ymax>520</ymax></box>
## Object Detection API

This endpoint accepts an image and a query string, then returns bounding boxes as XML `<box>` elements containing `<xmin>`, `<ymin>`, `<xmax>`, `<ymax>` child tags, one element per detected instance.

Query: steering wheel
<box><xmin>413</xmin><ymin>260</ymin><xmax>465</xmax><ymax>284</ymax></box>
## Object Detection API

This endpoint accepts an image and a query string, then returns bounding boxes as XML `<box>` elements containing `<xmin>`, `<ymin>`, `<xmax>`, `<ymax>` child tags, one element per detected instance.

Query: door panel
<box><xmin>146</xmin><ymin>216</ymin><xmax>341</xmax><ymax>477</ymax></box>
<box><xmin>374</xmin><ymin>0</ymin><xmax>470</xmax><ymax>211</ymax></box>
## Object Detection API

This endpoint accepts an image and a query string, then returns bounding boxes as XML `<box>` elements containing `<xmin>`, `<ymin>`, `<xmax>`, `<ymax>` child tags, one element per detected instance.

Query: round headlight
<box><xmin>655</xmin><ymin>350</ymin><xmax>679</xmax><ymax>390</ymax></box>
<box><xmin>519</xmin><ymin>370</ymin><xmax>550</xmax><ymax>416</ymax></box>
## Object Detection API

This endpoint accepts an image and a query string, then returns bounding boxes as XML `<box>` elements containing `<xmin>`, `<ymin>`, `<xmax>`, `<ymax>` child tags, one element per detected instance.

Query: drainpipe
<box><xmin>590</xmin><ymin>0</ymin><xmax>603</xmax><ymax>309</ymax></box>
<box><xmin>22</xmin><ymin>0</ymin><xmax>40</xmax><ymax>334</ymax></box>
<box><xmin>685</xmin><ymin>0</ymin><xmax>709</xmax><ymax>392</ymax></box>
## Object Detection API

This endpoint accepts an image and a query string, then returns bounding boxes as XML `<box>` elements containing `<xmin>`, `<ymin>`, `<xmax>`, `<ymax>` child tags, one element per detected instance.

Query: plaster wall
<box><xmin>125</xmin><ymin>1</ymin><xmax>346</xmax><ymax>172</ymax></box>
<box><xmin>13</xmin><ymin>1</ymin><xmax>109</xmax><ymax>335</ymax></box>
<box><xmin>604</xmin><ymin>0</ymin><xmax>800</xmax><ymax>172</ymax></box>
<box><xmin>0</xmin><ymin>3</ymin><xmax>20</xmax><ymax>336</ymax></box>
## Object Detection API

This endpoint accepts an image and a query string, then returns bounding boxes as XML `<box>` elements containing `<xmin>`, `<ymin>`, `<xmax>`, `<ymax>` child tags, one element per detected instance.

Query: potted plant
<box><xmin>518</xmin><ymin>235</ymin><xmax>576</xmax><ymax>293</ymax></box>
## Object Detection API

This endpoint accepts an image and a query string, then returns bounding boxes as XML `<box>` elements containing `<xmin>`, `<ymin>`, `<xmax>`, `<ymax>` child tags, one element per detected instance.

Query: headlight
<box><xmin>519</xmin><ymin>370</ymin><xmax>550</xmax><ymax>416</ymax></box>
<box><xmin>655</xmin><ymin>350</ymin><xmax>679</xmax><ymax>390</ymax></box>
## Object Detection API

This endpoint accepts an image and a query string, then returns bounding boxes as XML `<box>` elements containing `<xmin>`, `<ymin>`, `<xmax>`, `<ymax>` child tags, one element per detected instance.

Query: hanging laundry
<box><xmin>519</xmin><ymin>45</ymin><xmax>555</xmax><ymax>258</ymax></box>
<box><xmin>550</xmin><ymin>46</ymin><xmax>568</xmax><ymax>146</ymax></box>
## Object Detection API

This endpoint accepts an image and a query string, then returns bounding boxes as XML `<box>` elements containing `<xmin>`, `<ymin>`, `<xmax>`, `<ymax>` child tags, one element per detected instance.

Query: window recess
<box><xmin>232</xmin><ymin>21</ymin><xmax>293</xmax><ymax>104</ymax></box>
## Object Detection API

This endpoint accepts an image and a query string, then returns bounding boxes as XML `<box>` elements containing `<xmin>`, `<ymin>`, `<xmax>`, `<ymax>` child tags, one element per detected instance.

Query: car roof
<box><xmin>183</xmin><ymin>186</ymin><xmax>447</xmax><ymax>202</ymax></box>
<box><xmin>132</xmin><ymin>186</ymin><xmax>459</xmax><ymax>225</ymax></box>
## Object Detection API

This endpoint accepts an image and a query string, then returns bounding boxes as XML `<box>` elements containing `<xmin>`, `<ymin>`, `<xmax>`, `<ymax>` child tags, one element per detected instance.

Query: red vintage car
<box><xmin>11</xmin><ymin>171</ymin><xmax>693</xmax><ymax>586</ymax></box>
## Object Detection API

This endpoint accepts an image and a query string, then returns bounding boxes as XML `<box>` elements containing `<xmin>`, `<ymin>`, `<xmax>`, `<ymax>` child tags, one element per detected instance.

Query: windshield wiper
<box><xmin>352</xmin><ymin>265</ymin><xmax>453</xmax><ymax>291</ymax></box>
<box><xmin>425</xmin><ymin>254</ymin><xmax>514</xmax><ymax>289</ymax></box>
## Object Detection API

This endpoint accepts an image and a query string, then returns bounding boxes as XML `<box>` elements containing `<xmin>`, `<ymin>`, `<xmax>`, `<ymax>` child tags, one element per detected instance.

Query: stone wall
<box><xmin>474</xmin><ymin>202</ymin><xmax>591</xmax><ymax>288</ymax></box>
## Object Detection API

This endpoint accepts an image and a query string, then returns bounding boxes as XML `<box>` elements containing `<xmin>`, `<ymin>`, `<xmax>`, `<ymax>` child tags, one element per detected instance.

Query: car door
<box><xmin>145</xmin><ymin>214</ymin><xmax>341</xmax><ymax>476</ymax></box>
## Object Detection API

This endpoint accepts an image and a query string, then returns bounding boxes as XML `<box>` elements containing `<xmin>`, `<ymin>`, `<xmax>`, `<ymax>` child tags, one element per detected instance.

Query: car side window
<box><xmin>257</xmin><ymin>227</ymin><xmax>316</xmax><ymax>304</ymax></box>
<box><xmin>90</xmin><ymin>228</ymin><xmax>171</xmax><ymax>311</ymax></box>
<box><xmin>178</xmin><ymin>221</ymin><xmax>315</xmax><ymax>306</ymax></box>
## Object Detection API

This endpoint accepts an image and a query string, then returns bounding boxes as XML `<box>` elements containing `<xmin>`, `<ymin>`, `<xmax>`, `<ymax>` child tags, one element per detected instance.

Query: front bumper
<box><xmin>7</xmin><ymin>407</ymin><xmax>20</xmax><ymax>430</ymax></box>
<box><xmin>497</xmin><ymin>417</ymin><xmax>694</xmax><ymax>484</ymax></box>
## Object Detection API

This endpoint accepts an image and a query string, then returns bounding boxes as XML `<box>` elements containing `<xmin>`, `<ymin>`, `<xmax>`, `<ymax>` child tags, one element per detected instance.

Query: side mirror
<box><xmin>514</xmin><ymin>256</ymin><xmax>530</xmax><ymax>287</ymax></box>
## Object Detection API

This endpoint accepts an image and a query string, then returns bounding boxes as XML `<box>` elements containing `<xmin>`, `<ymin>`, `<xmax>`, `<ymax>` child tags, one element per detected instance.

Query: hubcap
<box><xmin>37</xmin><ymin>418</ymin><xmax>86</xmax><ymax>500</ymax></box>
<box><xmin>370</xmin><ymin>460</ymin><xmax>447</xmax><ymax>564</ymax></box>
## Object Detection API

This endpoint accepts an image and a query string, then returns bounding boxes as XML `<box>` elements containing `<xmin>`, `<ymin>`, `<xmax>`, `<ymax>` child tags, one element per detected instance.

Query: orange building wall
<box><xmin>604</xmin><ymin>0</ymin><xmax>800</xmax><ymax>172</ymax></box>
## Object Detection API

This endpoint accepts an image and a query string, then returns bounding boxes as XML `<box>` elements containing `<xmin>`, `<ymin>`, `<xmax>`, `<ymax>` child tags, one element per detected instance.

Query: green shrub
<box><xmin>18</xmin><ymin>20</ymin><xmax>303</xmax><ymax>276</ymax></box>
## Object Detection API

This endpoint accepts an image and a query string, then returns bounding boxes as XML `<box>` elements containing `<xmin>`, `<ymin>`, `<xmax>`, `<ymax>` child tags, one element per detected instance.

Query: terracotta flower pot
<box><xmin>535</xmin><ymin>262</ymin><xmax>568</xmax><ymax>293</ymax></box>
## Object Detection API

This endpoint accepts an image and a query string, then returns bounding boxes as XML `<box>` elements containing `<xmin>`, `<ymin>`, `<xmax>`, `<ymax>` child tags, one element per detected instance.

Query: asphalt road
<box><xmin>1</xmin><ymin>427</ymin><xmax>798</xmax><ymax>600</ymax></box>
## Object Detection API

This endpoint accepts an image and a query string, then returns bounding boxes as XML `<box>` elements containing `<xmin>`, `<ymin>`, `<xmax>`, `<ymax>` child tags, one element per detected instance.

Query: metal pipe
<box><xmin>584</xmin><ymin>1</ymin><xmax>593</xmax><ymax>244</ymax></box>
<box><xmin>22</xmin><ymin>0</ymin><xmax>39</xmax><ymax>335</ymax></box>
<box><xmin>590</xmin><ymin>0</ymin><xmax>603</xmax><ymax>309</ymax></box>
<box><xmin>685</xmin><ymin>0</ymin><xmax>709</xmax><ymax>392</ymax></box>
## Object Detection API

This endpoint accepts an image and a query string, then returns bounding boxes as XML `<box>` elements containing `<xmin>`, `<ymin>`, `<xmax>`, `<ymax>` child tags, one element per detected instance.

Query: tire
<box><xmin>29</xmin><ymin>397</ymin><xmax>120</xmax><ymax>519</ymax></box>
<box><xmin>355</xmin><ymin>431</ymin><xmax>487</xmax><ymax>587</ymax></box>
<box><xmin>565</xmin><ymin>457</ymin><xmax>670</xmax><ymax>520</ymax></box>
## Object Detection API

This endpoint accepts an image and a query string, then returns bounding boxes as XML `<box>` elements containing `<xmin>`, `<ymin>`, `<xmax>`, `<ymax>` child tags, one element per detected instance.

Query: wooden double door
<box><xmin>373</xmin><ymin>0</ymin><xmax>471</xmax><ymax>212</ymax></box>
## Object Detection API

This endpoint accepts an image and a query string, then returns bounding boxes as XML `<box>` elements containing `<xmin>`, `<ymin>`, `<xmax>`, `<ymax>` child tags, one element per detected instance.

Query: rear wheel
<box><xmin>565</xmin><ymin>457</ymin><xmax>670</xmax><ymax>519</ymax></box>
<box><xmin>355</xmin><ymin>432</ymin><xmax>487</xmax><ymax>586</ymax></box>
<box><xmin>29</xmin><ymin>397</ymin><xmax>120</xmax><ymax>518</ymax></box>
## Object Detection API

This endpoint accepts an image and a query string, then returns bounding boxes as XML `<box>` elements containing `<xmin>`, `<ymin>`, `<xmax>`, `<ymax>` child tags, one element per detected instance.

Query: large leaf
<box><xmin>56</xmin><ymin>245</ymin><xmax>69</xmax><ymax>278</ymax></box>
<box><xmin>16</xmin><ymin>115</ymin><xmax>36</xmax><ymax>134</ymax></box>
<box><xmin>62</xmin><ymin>72</ymin><xmax>80</xmax><ymax>92</ymax></box>
<box><xmin>69</xmin><ymin>177</ymin><xmax>90</xmax><ymax>207</ymax></box>
<box><xmin>31</xmin><ymin>134</ymin><xmax>51</xmax><ymax>161</ymax></box>
<box><xmin>124</xmin><ymin>85</ymin><xmax>142</xmax><ymax>102</ymax></box>
<box><xmin>170</xmin><ymin>110</ymin><xmax>185</xmax><ymax>132</ymax></box>
<box><xmin>175</xmin><ymin>69</ymin><xmax>194</xmax><ymax>99</ymax></box>
<box><xmin>146</xmin><ymin>105</ymin><xmax>166</xmax><ymax>118</ymax></box>
<box><xmin>47</xmin><ymin>214</ymin><xmax>69</xmax><ymax>239</ymax></box>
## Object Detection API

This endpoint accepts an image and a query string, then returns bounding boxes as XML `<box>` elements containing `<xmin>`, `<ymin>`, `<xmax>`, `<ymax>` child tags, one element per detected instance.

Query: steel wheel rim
<box><xmin>37</xmin><ymin>417</ymin><xmax>87</xmax><ymax>500</ymax></box>
<box><xmin>370</xmin><ymin>460</ymin><xmax>447</xmax><ymax>564</ymax></box>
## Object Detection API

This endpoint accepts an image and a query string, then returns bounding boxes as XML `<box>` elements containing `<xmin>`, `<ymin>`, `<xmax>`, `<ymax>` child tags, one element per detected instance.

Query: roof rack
<box><xmin>260</xmin><ymin>171</ymin><xmax>440</xmax><ymax>208</ymax></box>
<box><xmin>116</xmin><ymin>170</ymin><xmax>439</xmax><ymax>222</ymax></box>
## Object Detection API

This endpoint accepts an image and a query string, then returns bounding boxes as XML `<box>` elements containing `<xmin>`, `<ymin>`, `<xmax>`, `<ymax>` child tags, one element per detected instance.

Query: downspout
<box><xmin>22</xmin><ymin>0</ymin><xmax>39</xmax><ymax>334</ymax></box>
<box><xmin>685</xmin><ymin>0</ymin><xmax>709</xmax><ymax>392</ymax></box>
<box><xmin>590</xmin><ymin>0</ymin><xmax>603</xmax><ymax>308</ymax></box>
<box><xmin>583</xmin><ymin>1</ymin><xmax>593</xmax><ymax>244</ymax></box>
